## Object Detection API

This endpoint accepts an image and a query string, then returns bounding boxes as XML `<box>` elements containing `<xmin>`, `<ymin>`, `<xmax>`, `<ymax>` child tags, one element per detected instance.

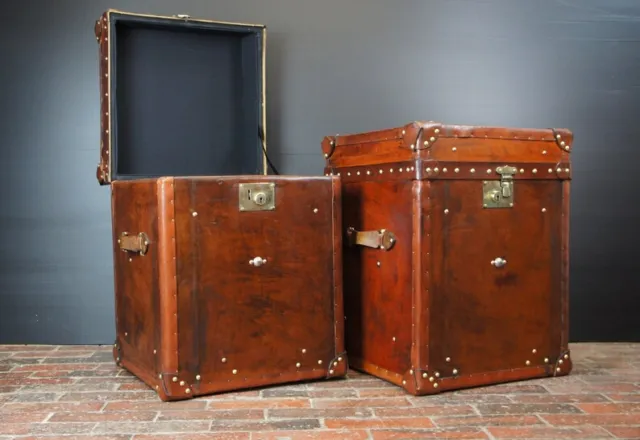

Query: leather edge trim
<box><xmin>331</xmin><ymin>176</ymin><xmax>345</xmax><ymax>358</ymax></box>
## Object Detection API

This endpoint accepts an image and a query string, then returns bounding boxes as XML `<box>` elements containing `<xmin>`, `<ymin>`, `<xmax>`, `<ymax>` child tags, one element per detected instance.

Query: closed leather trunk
<box><xmin>322</xmin><ymin>121</ymin><xmax>572</xmax><ymax>395</ymax></box>
<box><xmin>111</xmin><ymin>176</ymin><xmax>346</xmax><ymax>401</ymax></box>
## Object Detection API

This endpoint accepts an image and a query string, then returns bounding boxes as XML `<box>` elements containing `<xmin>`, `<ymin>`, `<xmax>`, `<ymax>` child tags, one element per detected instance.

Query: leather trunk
<box><xmin>95</xmin><ymin>10</ymin><xmax>347</xmax><ymax>401</ymax></box>
<box><xmin>111</xmin><ymin>176</ymin><xmax>346</xmax><ymax>401</ymax></box>
<box><xmin>321</xmin><ymin>121</ymin><xmax>573</xmax><ymax>396</ymax></box>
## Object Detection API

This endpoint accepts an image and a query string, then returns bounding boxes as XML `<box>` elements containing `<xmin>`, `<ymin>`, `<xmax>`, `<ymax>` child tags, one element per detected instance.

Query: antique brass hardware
<box><xmin>346</xmin><ymin>227</ymin><xmax>396</xmax><ymax>251</ymax></box>
<box><xmin>491</xmin><ymin>257</ymin><xmax>507</xmax><ymax>268</ymax></box>
<box><xmin>483</xmin><ymin>165</ymin><xmax>517</xmax><ymax>209</ymax></box>
<box><xmin>239</xmin><ymin>183</ymin><xmax>275</xmax><ymax>212</ymax></box>
<box><xmin>118</xmin><ymin>232</ymin><xmax>149</xmax><ymax>256</ymax></box>
<box><xmin>249</xmin><ymin>256</ymin><xmax>267</xmax><ymax>267</ymax></box>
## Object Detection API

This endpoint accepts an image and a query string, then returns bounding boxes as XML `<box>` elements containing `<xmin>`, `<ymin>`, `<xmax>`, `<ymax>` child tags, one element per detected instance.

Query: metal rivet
<box><xmin>520</xmin><ymin>168</ymin><xmax>524</xmax><ymax>173</ymax></box>
<box><xmin>338</xmin><ymin>357</ymin><xmax>343</xmax><ymax>361</ymax></box>
<box><xmin>424</xmin><ymin>141</ymin><xmax>429</xmax><ymax>146</ymax></box>
<box><xmin>430</xmin><ymin>136</ymin><xmax>435</xmax><ymax>142</ymax></box>
<box><xmin>196</xmin><ymin>375</ymin><xmax>201</xmax><ymax>380</ymax></box>
<box><xmin>192</xmin><ymin>212</ymin><xmax>198</xmax><ymax>217</ymax></box>
<box><xmin>313</xmin><ymin>208</ymin><xmax>318</xmax><ymax>214</ymax></box>
<box><xmin>435</xmin><ymin>372</ymin><xmax>440</xmax><ymax>378</ymax></box>
<box><xmin>333</xmin><ymin>361</ymin><xmax>338</xmax><ymax>367</ymax></box>
<box><xmin>347</xmin><ymin>172</ymin><xmax>351</xmax><ymax>176</ymax></box>
<box><xmin>556</xmin><ymin>168</ymin><xmax>562</xmax><ymax>173</ymax></box>
<box><xmin>296</xmin><ymin>363</ymin><xmax>301</xmax><ymax>368</ymax></box>
<box><xmin>565</xmin><ymin>168</ymin><xmax>570</xmax><ymax>173</ymax></box>
<box><xmin>426</xmin><ymin>168</ymin><xmax>431</xmax><ymax>173</ymax></box>
<box><xmin>544</xmin><ymin>357</ymin><xmax>549</xmax><ymax>363</ymax></box>
<box><xmin>410</xmin><ymin>369</ymin><xmax>414</xmax><ymax>374</ymax></box>
<box><xmin>532</xmin><ymin>349</ymin><xmax>537</xmax><ymax>353</ymax></box>
<box><xmin>434</xmin><ymin>128</ymin><xmax>440</xmax><ymax>134</ymax></box>
<box><xmin>564</xmin><ymin>354</ymin><xmax>569</xmax><ymax>359</ymax></box>
<box><xmin>445</xmin><ymin>357</ymin><xmax>451</xmax><ymax>362</ymax></box>
<box><xmin>172</xmin><ymin>377</ymin><xmax>177</xmax><ymax>382</ymax></box>
<box><xmin>329</xmin><ymin>369</ymin><xmax>334</xmax><ymax>374</ymax></box>
<box><xmin>410</xmin><ymin>144</ymin><xmax>415</xmax><ymax>150</ymax></box>
<box><xmin>221</xmin><ymin>357</ymin><xmax>227</xmax><ymax>363</ymax></box>
<box><xmin>392</xmin><ymin>337</ymin><xmax>396</xmax><ymax>342</ymax></box>
<box><xmin>330</xmin><ymin>140</ymin><xmax>335</xmax><ymax>146</ymax></box>
<box><xmin>444</xmin><ymin>209</ymin><xmax>449</xmax><ymax>214</ymax></box>
<box><xmin>422</xmin><ymin>373</ymin><xmax>428</xmax><ymax>378</ymax></box>
<box><xmin>526</xmin><ymin>360</ymin><xmax>531</xmax><ymax>365</ymax></box>
<box><xmin>402</xmin><ymin>130</ymin><xmax>406</xmax><ymax>135</ymax></box>
<box><xmin>158</xmin><ymin>374</ymin><xmax>162</xmax><ymax>379</ymax></box>
<box><xmin>533</xmin><ymin>169</ymin><xmax>538</xmax><ymax>173</ymax></box>
<box><xmin>429</xmin><ymin>376</ymin><xmax>434</xmax><ymax>382</ymax></box>
<box><xmin>155</xmin><ymin>385</ymin><xmax>159</xmax><ymax>390</ymax></box>
<box><xmin>390</xmin><ymin>168</ymin><xmax>394</xmax><ymax>173</ymax></box>
<box><xmin>357</xmin><ymin>171</ymin><xmax>360</xmax><ymax>175</ymax></box>
<box><xmin>470</xmin><ymin>168</ymin><xmax>475</xmax><ymax>173</ymax></box>
<box><xmin>556</xmin><ymin>367</ymin><xmax>561</xmax><ymax>372</ymax></box>
<box><xmin>232</xmin><ymin>369</ymin><xmax>238</xmax><ymax>374</ymax></box>
<box><xmin>434</xmin><ymin>167</ymin><xmax>439</xmax><ymax>172</ymax></box>
<box><xmin>367</xmin><ymin>170</ymin><xmax>371</xmax><ymax>175</ymax></box>
<box><xmin>180</xmin><ymin>380</ymin><xmax>185</xmax><ymax>386</ymax></box>
<box><xmin>559</xmin><ymin>359</ymin><xmax>564</xmax><ymax>365</ymax></box>
<box><xmin>116</xmin><ymin>357</ymin><xmax>120</xmax><ymax>361</ymax></box>
<box><xmin>376</xmin><ymin>261</ymin><xmax>381</xmax><ymax>267</ymax></box>
<box><xmin>379</xmin><ymin>169</ymin><xmax>383</xmax><ymax>174</ymax></box>
<box><xmin>433</xmin><ymin>383</ymin><xmax>438</xmax><ymax>388</ymax></box>
<box><xmin>325</xmin><ymin>173</ymin><xmax>329</xmax><ymax>176</ymax></box>
<box><xmin>324</xmin><ymin>153</ymin><xmax>328</xmax><ymax>158</ymax></box>
<box><xmin>565</xmin><ymin>146</ymin><xmax>570</xmax><ymax>151</ymax></box>
<box><xmin>454</xmin><ymin>168</ymin><xmax>459</xmax><ymax>173</ymax></box>
<box><xmin>556</xmin><ymin>134</ymin><xmax>562</xmax><ymax>139</ymax></box>
<box><xmin>402</xmin><ymin>380</ymin><xmax>406</xmax><ymax>385</ymax></box>
<box><xmin>185</xmin><ymin>388</ymin><xmax>191</xmax><ymax>394</ymax></box>
<box><xmin>542</xmin><ymin>150</ymin><xmax>547</xmax><ymax>155</ymax></box>
<box><xmin>318</xmin><ymin>360</ymin><xmax>323</xmax><ymax>365</ymax></box>
<box><xmin>302</xmin><ymin>349</ymin><xmax>307</xmax><ymax>353</ymax></box>
<box><xmin>560</xmin><ymin>141</ymin><xmax>566</xmax><ymax>146</ymax></box>
<box><xmin>442</xmin><ymin>167</ymin><xmax>447</xmax><ymax>173</ymax></box>
<box><xmin>548</xmin><ymin>168</ymin><xmax>553</xmax><ymax>173</ymax></box>
<box><xmin>124</xmin><ymin>332</ymin><xmax>128</xmax><ymax>336</ymax></box>
<box><xmin>452</xmin><ymin>147</ymin><xmax>457</xmax><ymax>152</ymax></box>
<box><xmin>487</xmin><ymin>169</ymin><xmax>492</xmax><ymax>174</ymax></box>
<box><xmin>453</xmin><ymin>368</ymin><xmax>458</xmax><ymax>375</ymax></box>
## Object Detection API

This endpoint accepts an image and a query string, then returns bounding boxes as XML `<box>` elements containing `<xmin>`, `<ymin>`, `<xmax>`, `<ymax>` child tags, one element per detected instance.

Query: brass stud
<box><xmin>424</xmin><ymin>141</ymin><xmax>429</xmax><ymax>146</ymax></box>
<box><xmin>444</xmin><ymin>209</ymin><xmax>449</xmax><ymax>214</ymax></box>
<box><xmin>379</xmin><ymin>169</ymin><xmax>383</xmax><ymax>174</ymax></box>
<box><xmin>222</xmin><ymin>358</ymin><xmax>227</xmax><ymax>363</ymax></box>
<box><xmin>542</xmin><ymin>150</ymin><xmax>547</xmax><ymax>155</ymax></box>
<box><xmin>435</xmin><ymin>372</ymin><xmax>440</xmax><ymax>378</ymax></box>
<box><xmin>402</xmin><ymin>130</ymin><xmax>406</xmax><ymax>135</ymax></box>
<box><xmin>196</xmin><ymin>375</ymin><xmax>201</xmax><ymax>380</ymax></box>
<box><xmin>357</xmin><ymin>171</ymin><xmax>360</xmax><ymax>175</ymax></box>
<box><xmin>430</xmin><ymin>136</ymin><xmax>436</xmax><ymax>142</ymax></box>
<box><xmin>330</xmin><ymin>140</ymin><xmax>335</xmax><ymax>146</ymax></box>
<box><xmin>313</xmin><ymin>209</ymin><xmax>318</xmax><ymax>214</ymax></box>
<box><xmin>556</xmin><ymin>134</ymin><xmax>562</xmax><ymax>139</ymax></box>
<box><xmin>548</xmin><ymin>168</ymin><xmax>553</xmax><ymax>173</ymax></box>
<box><xmin>434</xmin><ymin>129</ymin><xmax>440</xmax><ymax>134</ymax></box>
<box><xmin>442</xmin><ymin>167</ymin><xmax>447</xmax><ymax>173</ymax></box>
<box><xmin>153</xmin><ymin>349</ymin><xmax>157</xmax><ymax>354</ymax></box>
<box><xmin>185</xmin><ymin>388</ymin><xmax>191</xmax><ymax>394</ymax></box>
<box><xmin>526</xmin><ymin>360</ymin><xmax>530</xmax><ymax>366</ymax></box>
<box><xmin>116</xmin><ymin>357</ymin><xmax>120</xmax><ymax>361</ymax></box>
<box><xmin>560</xmin><ymin>141</ymin><xmax>566</xmax><ymax>146</ymax></box>
<box><xmin>296</xmin><ymin>363</ymin><xmax>301</xmax><ymax>368</ymax></box>
<box><xmin>180</xmin><ymin>380</ymin><xmax>185</xmax><ymax>386</ymax></box>
<box><xmin>302</xmin><ymin>349</ymin><xmax>307</xmax><ymax>353</ymax></box>
<box><xmin>452</xmin><ymin>147</ymin><xmax>457</xmax><ymax>152</ymax></box>
<box><xmin>433</xmin><ymin>383</ymin><xmax>438</xmax><ymax>388</ymax></box>
<box><xmin>124</xmin><ymin>332</ymin><xmax>128</xmax><ymax>336</ymax></box>
<box><xmin>470</xmin><ymin>168</ymin><xmax>476</xmax><ymax>173</ymax></box>
<box><xmin>429</xmin><ymin>377</ymin><xmax>434</xmax><ymax>382</ymax></box>
<box><xmin>454</xmin><ymin>168</ymin><xmax>460</xmax><ymax>173</ymax></box>
<box><xmin>422</xmin><ymin>373</ymin><xmax>427</xmax><ymax>378</ymax></box>
<box><xmin>232</xmin><ymin>369</ymin><xmax>238</xmax><ymax>375</ymax></box>
<box><xmin>399</xmin><ymin>168</ymin><xmax>403</xmax><ymax>172</ymax></box>
<box><xmin>533</xmin><ymin>168</ymin><xmax>538</xmax><ymax>173</ymax></box>
<box><xmin>411</xmin><ymin>144</ymin><xmax>415</xmax><ymax>150</ymax></box>
<box><xmin>377</xmin><ymin>261</ymin><xmax>381</xmax><ymax>267</ymax></box>
<box><xmin>392</xmin><ymin>337</ymin><xmax>396</xmax><ymax>342</ymax></box>
<box><xmin>410</xmin><ymin>369</ymin><xmax>414</xmax><ymax>374</ymax></box>
<box><xmin>318</xmin><ymin>360</ymin><xmax>323</xmax><ymax>365</ymax></box>
<box><xmin>347</xmin><ymin>172</ymin><xmax>351</xmax><ymax>176</ymax></box>
<box><xmin>155</xmin><ymin>385</ymin><xmax>159</xmax><ymax>390</ymax></box>
<box><xmin>559</xmin><ymin>359</ymin><xmax>564</xmax><ymax>365</ymax></box>
<box><xmin>453</xmin><ymin>368</ymin><xmax>458</xmax><ymax>375</ymax></box>
<box><xmin>426</xmin><ymin>167</ymin><xmax>432</xmax><ymax>173</ymax></box>
<box><xmin>192</xmin><ymin>212</ymin><xmax>198</xmax><ymax>217</ymax></box>
<box><xmin>172</xmin><ymin>377</ymin><xmax>177</xmax><ymax>382</ymax></box>
<box><xmin>324</xmin><ymin>153</ymin><xmax>328</xmax><ymax>158</ymax></box>
<box><xmin>544</xmin><ymin>357</ymin><xmax>549</xmax><ymax>363</ymax></box>
<box><xmin>565</xmin><ymin>146</ymin><xmax>570</xmax><ymax>151</ymax></box>
<box><xmin>519</xmin><ymin>168</ymin><xmax>524</xmax><ymax>173</ymax></box>
<box><xmin>445</xmin><ymin>357</ymin><xmax>451</xmax><ymax>362</ymax></box>
<box><xmin>158</xmin><ymin>374</ymin><xmax>162</xmax><ymax>379</ymax></box>
<box><xmin>532</xmin><ymin>349</ymin><xmax>537</xmax><ymax>354</ymax></box>
<box><xmin>565</xmin><ymin>168</ymin><xmax>570</xmax><ymax>173</ymax></box>
<box><xmin>402</xmin><ymin>380</ymin><xmax>406</xmax><ymax>385</ymax></box>
<box><xmin>329</xmin><ymin>369</ymin><xmax>334</xmax><ymax>374</ymax></box>
<box><xmin>557</xmin><ymin>168</ymin><xmax>562</xmax><ymax>173</ymax></box>
<box><xmin>333</xmin><ymin>361</ymin><xmax>338</xmax><ymax>367</ymax></box>
<box><xmin>556</xmin><ymin>367</ymin><xmax>561</xmax><ymax>372</ymax></box>
<box><xmin>338</xmin><ymin>357</ymin><xmax>343</xmax><ymax>361</ymax></box>
<box><xmin>390</xmin><ymin>168</ymin><xmax>394</xmax><ymax>173</ymax></box>
<box><xmin>487</xmin><ymin>169</ymin><xmax>492</xmax><ymax>174</ymax></box>
<box><xmin>564</xmin><ymin>354</ymin><xmax>569</xmax><ymax>359</ymax></box>
<box><xmin>367</xmin><ymin>170</ymin><xmax>371</xmax><ymax>175</ymax></box>
<box><xmin>434</xmin><ymin>167</ymin><xmax>439</xmax><ymax>172</ymax></box>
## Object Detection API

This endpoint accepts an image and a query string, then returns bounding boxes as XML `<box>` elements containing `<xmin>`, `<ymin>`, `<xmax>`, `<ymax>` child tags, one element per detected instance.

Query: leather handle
<box><xmin>346</xmin><ymin>227</ymin><xmax>396</xmax><ymax>251</ymax></box>
<box><xmin>118</xmin><ymin>232</ymin><xmax>150</xmax><ymax>256</ymax></box>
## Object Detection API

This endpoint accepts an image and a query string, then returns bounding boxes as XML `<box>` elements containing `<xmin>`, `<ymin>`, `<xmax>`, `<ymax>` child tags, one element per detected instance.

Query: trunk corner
<box><xmin>552</xmin><ymin>128</ymin><xmax>574</xmax><ymax>153</ymax></box>
<box><xmin>325</xmin><ymin>353</ymin><xmax>348</xmax><ymax>379</ymax></box>
<box><xmin>402</xmin><ymin>121</ymin><xmax>442</xmax><ymax>151</ymax></box>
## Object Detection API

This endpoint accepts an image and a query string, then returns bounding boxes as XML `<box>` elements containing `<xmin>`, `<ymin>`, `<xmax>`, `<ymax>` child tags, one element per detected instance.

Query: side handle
<box><xmin>118</xmin><ymin>232</ymin><xmax>150</xmax><ymax>256</ymax></box>
<box><xmin>346</xmin><ymin>227</ymin><xmax>396</xmax><ymax>251</ymax></box>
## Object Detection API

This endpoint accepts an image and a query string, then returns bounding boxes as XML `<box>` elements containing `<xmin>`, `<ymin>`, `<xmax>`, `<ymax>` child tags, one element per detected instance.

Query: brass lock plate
<box><xmin>483</xmin><ymin>165</ymin><xmax>517</xmax><ymax>209</ymax></box>
<box><xmin>239</xmin><ymin>183</ymin><xmax>276</xmax><ymax>211</ymax></box>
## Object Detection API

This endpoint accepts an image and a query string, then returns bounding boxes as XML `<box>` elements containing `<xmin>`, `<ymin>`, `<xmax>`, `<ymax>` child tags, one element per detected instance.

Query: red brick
<box><xmin>308</xmin><ymin>379</ymin><xmax>394</xmax><ymax>389</ymax></box>
<box><xmin>0</xmin><ymin>345</ymin><xmax>55</xmax><ymax>352</ymax></box>
<box><xmin>308</xmin><ymin>389</ymin><xmax>358</xmax><ymax>398</ymax></box>
<box><xmin>30</xmin><ymin>370</ymin><xmax>77</xmax><ymax>378</ymax></box>
<box><xmin>27</xmin><ymin>422</ymin><xmax>98</xmax><ymax>435</ymax></box>
<box><xmin>13</xmin><ymin>364</ymin><xmax>97</xmax><ymax>372</ymax></box>
<box><xmin>207</xmin><ymin>398</ymin><xmax>311</xmax><ymax>410</ymax></box>
<box><xmin>22</xmin><ymin>382</ymin><xmax>117</xmax><ymax>393</ymax></box>
<box><xmin>312</xmin><ymin>397</ymin><xmax>411</xmax><ymax>409</ymax></box>
<box><xmin>374</xmin><ymin>405</ymin><xmax>476</xmax><ymax>418</ymax></box>
<box><xmin>9</xmin><ymin>393</ymin><xmax>59</xmax><ymax>402</ymax></box>
<box><xmin>577</xmin><ymin>402</ymin><xmax>640</xmax><ymax>413</ymax></box>
<box><xmin>18</xmin><ymin>436</ymin><xmax>131</xmax><ymax>440</ymax></box>
<box><xmin>433</xmin><ymin>415</ymin><xmax>543</xmax><ymax>427</ymax></box>
<box><xmin>604</xmin><ymin>426</ymin><xmax>640</xmax><ymax>439</ymax></box>
<box><xmin>605</xmin><ymin>393</ymin><xmax>640</xmax><ymax>402</ymax></box>
<box><xmin>59</xmin><ymin>391</ymin><xmax>157</xmax><ymax>402</ymax></box>
<box><xmin>134</xmin><ymin>435</ymin><xmax>249</xmax><ymax>440</ymax></box>
<box><xmin>409</xmin><ymin>394</ymin><xmax>512</xmax><ymax>405</ymax></box>
<box><xmin>0</xmin><ymin>377</ymin><xmax>75</xmax><ymax>386</ymax></box>
<box><xmin>11</xmin><ymin>351</ymin><xmax>95</xmax><ymax>358</ymax></box>
<box><xmin>209</xmin><ymin>419</ymin><xmax>321</xmax><ymax>431</ymax></box>
<box><xmin>1</xmin><ymin>402</ymin><xmax>104</xmax><ymax>412</ymax></box>
<box><xmin>541</xmin><ymin>413</ymin><xmax>640</xmax><ymax>426</ymax></box>
<box><xmin>371</xmin><ymin>428</ymin><xmax>488</xmax><ymax>439</ymax></box>
<box><xmin>456</xmin><ymin>384</ymin><xmax>549</xmax><ymax>394</ymax></box>
<box><xmin>0</xmin><ymin>385</ymin><xmax>19</xmax><ymax>393</ymax></box>
<box><xmin>509</xmin><ymin>393</ymin><xmax>610</xmax><ymax>403</ymax></box>
<box><xmin>475</xmin><ymin>403</ymin><xmax>582</xmax><ymax>415</ymax></box>
<box><xmin>544</xmin><ymin>383</ymin><xmax>639</xmax><ymax>393</ymax></box>
<box><xmin>49</xmin><ymin>411</ymin><xmax>157</xmax><ymax>422</ymax></box>
<box><xmin>488</xmin><ymin>426</ymin><xmax>613</xmax><ymax>439</ymax></box>
<box><xmin>325</xmin><ymin>417</ymin><xmax>435</xmax><ymax>429</ymax></box>
<box><xmin>268</xmin><ymin>408</ymin><xmax>373</xmax><ymax>419</ymax></box>
<box><xmin>118</xmin><ymin>382</ymin><xmax>152</xmax><ymax>391</ymax></box>
<box><xmin>157</xmin><ymin>409</ymin><xmax>264</xmax><ymax>420</ymax></box>
<box><xmin>0</xmin><ymin>423</ymin><xmax>30</xmax><ymax>435</ymax></box>
<box><xmin>252</xmin><ymin>431</ymin><xmax>369</xmax><ymax>440</ymax></box>
<box><xmin>104</xmin><ymin>401</ymin><xmax>207</xmax><ymax>411</ymax></box>
<box><xmin>93</xmin><ymin>421</ymin><xmax>210</xmax><ymax>434</ymax></box>
<box><xmin>0</xmin><ymin>412</ymin><xmax>49</xmax><ymax>423</ymax></box>
<box><xmin>357</xmin><ymin>387</ymin><xmax>409</xmax><ymax>398</ymax></box>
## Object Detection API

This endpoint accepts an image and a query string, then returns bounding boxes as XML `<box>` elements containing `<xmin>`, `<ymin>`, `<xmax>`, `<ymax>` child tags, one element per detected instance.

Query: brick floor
<box><xmin>0</xmin><ymin>343</ymin><xmax>638</xmax><ymax>439</ymax></box>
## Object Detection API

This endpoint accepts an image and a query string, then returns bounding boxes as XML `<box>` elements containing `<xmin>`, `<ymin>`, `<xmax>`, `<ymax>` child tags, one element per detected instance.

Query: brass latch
<box><xmin>239</xmin><ymin>183</ymin><xmax>276</xmax><ymax>212</ymax></box>
<box><xmin>483</xmin><ymin>165</ymin><xmax>517</xmax><ymax>209</ymax></box>
<box><xmin>346</xmin><ymin>227</ymin><xmax>396</xmax><ymax>251</ymax></box>
<box><xmin>118</xmin><ymin>232</ymin><xmax>150</xmax><ymax>256</ymax></box>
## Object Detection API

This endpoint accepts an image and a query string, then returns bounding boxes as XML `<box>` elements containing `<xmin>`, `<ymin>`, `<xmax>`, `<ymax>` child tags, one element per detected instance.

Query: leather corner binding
<box><xmin>551</xmin><ymin>128</ymin><xmax>573</xmax><ymax>153</ymax></box>
<box><xmin>157</xmin><ymin>372</ymin><xmax>196</xmax><ymax>401</ymax></box>
<box><xmin>402</xmin><ymin>121</ymin><xmax>442</xmax><ymax>151</ymax></box>
<box><xmin>321</xmin><ymin>136</ymin><xmax>337</xmax><ymax>160</ymax></box>
<box><xmin>403</xmin><ymin>368</ymin><xmax>442</xmax><ymax>396</ymax></box>
<box><xmin>325</xmin><ymin>352</ymin><xmax>348</xmax><ymax>379</ymax></box>
<box><xmin>112</xmin><ymin>339</ymin><xmax>122</xmax><ymax>366</ymax></box>
<box><xmin>552</xmin><ymin>349</ymin><xmax>572</xmax><ymax>377</ymax></box>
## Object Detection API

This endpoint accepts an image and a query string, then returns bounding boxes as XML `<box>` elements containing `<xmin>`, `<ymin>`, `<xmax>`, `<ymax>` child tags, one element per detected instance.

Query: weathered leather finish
<box><xmin>111</xmin><ymin>175</ymin><xmax>346</xmax><ymax>401</ymax></box>
<box><xmin>323</xmin><ymin>120</ymin><xmax>573</xmax><ymax>396</ymax></box>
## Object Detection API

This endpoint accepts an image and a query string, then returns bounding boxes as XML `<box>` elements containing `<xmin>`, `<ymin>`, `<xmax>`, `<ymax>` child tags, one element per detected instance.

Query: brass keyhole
<box><xmin>491</xmin><ymin>191</ymin><xmax>500</xmax><ymax>203</ymax></box>
<box><xmin>253</xmin><ymin>192</ymin><xmax>267</xmax><ymax>206</ymax></box>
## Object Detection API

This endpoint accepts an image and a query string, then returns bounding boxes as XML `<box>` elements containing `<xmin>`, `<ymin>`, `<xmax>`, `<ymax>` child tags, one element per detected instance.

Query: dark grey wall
<box><xmin>1</xmin><ymin>0</ymin><xmax>638</xmax><ymax>344</ymax></box>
